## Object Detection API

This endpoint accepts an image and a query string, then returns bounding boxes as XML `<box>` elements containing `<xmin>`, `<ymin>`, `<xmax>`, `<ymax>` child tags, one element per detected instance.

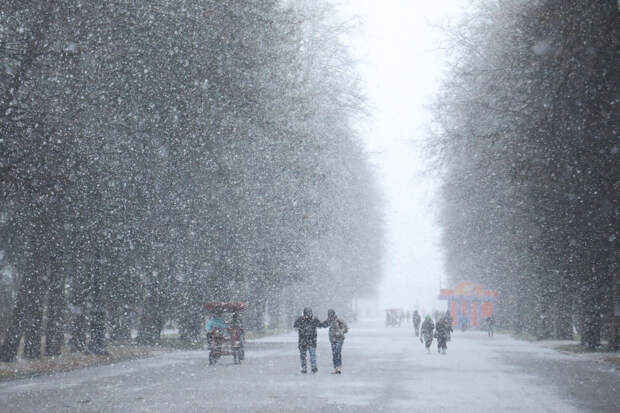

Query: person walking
<box><xmin>293</xmin><ymin>307</ymin><xmax>325</xmax><ymax>374</ymax></box>
<box><xmin>324</xmin><ymin>309</ymin><xmax>348</xmax><ymax>374</ymax></box>
<box><xmin>420</xmin><ymin>315</ymin><xmax>434</xmax><ymax>353</ymax></box>
<box><xmin>486</xmin><ymin>314</ymin><xmax>495</xmax><ymax>337</ymax></box>
<box><xmin>435</xmin><ymin>315</ymin><xmax>452</xmax><ymax>354</ymax></box>
<box><xmin>412</xmin><ymin>310</ymin><xmax>421</xmax><ymax>337</ymax></box>
<box><xmin>444</xmin><ymin>310</ymin><xmax>453</xmax><ymax>342</ymax></box>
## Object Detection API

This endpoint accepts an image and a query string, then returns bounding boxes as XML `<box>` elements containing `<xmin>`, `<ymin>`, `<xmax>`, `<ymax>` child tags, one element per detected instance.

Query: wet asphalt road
<box><xmin>0</xmin><ymin>319</ymin><xmax>617</xmax><ymax>412</ymax></box>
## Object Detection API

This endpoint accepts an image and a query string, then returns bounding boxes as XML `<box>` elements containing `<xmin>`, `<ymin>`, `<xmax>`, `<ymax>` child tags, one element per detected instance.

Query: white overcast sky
<box><xmin>334</xmin><ymin>1</ymin><xmax>467</xmax><ymax>314</ymax></box>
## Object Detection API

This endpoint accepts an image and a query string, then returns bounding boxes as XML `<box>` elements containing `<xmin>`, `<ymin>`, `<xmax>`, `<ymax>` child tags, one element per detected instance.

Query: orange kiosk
<box><xmin>438</xmin><ymin>281</ymin><xmax>497</xmax><ymax>328</ymax></box>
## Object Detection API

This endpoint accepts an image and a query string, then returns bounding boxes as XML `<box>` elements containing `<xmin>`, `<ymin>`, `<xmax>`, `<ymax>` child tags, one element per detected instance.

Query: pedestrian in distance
<box><xmin>435</xmin><ymin>315</ymin><xmax>452</xmax><ymax>354</ymax></box>
<box><xmin>420</xmin><ymin>315</ymin><xmax>434</xmax><ymax>353</ymax></box>
<box><xmin>444</xmin><ymin>310</ymin><xmax>453</xmax><ymax>342</ymax></box>
<box><xmin>486</xmin><ymin>314</ymin><xmax>495</xmax><ymax>337</ymax></box>
<box><xmin>230</xmin><ymin>312</ymin><xmax>245</xmax><ymax>364</ymax></box>
<box><xmin>324</xmin><ymin>309</ymin><xmax>348</xmax><ymax>374</ymax></box>
<box><xmin>459</xmin><ymin>316</ymin><xmax>468</xmax><ymax>332</ymax></box>
<box><xmin>293</xmin><ymin>307</ymin><xmax>325</xmax><ymax>374</ymax></box>
<box><xmin>406</xmin><ymin>310</ymin><xmax>411</xmax><ymax>324</ymax></box>
<box><xmin>412</xmin><ymin>310</ymin><xmax>421</xmax><ymax>337</ymax></box>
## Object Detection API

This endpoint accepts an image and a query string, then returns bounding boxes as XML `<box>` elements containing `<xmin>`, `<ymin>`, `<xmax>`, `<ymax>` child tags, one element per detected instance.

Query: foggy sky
<box><xmin>336</xmin><ymin>0</ymin><xmax>467</xmax><ymax>313</ymax></box>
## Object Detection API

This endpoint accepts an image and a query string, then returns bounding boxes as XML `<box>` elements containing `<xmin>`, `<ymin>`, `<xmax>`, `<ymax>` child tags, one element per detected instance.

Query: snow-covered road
<box><xmin>0</xmin><ymin>319</ymin><xmax>617</xmax><ymax>412</ymax></box>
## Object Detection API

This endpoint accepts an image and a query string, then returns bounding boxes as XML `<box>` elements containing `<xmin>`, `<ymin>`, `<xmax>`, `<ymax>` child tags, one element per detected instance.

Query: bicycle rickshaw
<box><xmin>205</xmin><ymin>302</ymin><xmax>246</xmax><ymax>365</ymax></box>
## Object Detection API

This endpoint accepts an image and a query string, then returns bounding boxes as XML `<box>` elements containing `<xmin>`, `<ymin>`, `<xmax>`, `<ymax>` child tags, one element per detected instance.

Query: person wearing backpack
<box><xmin>434</xmin><ymin>315</ymin><xmax>452</xmax><ymax>354</ymax></box>
<box><xmin>420</xmin><ymin>315</ymin><xmax>435</xmax><ymax>353</ymax></box>
<box><xmin>325</xmin><ymin>309</ymin><xmax>348</xmax><ymax>374</ymax></box>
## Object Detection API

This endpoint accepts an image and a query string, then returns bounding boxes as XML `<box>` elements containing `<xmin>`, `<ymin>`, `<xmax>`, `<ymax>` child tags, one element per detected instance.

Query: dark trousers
<box><xmin>299</xmin><ymin>345</ymin><xmax>317</xmax><ymax>371</ymax></box>
<box><xmin>331</xmin><ymin>340</ymin><xmax>343</xmax><ymax>368</ymax></box>
<box><xmin>437</xmin><ymin>337</ymin><xmax>447</xmax><ymax>351</ymax></box>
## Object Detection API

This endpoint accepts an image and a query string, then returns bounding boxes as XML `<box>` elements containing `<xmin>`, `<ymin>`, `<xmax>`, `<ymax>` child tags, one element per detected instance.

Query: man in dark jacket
<box><xmin>293</xmin><ymin>307</ymin><xmax>325</xmax><ymax>373</ymax></box>
<box><xmin>324</xmin><ymin>309</ymin><xmax>348</xmax><ymax>374</ymax></box>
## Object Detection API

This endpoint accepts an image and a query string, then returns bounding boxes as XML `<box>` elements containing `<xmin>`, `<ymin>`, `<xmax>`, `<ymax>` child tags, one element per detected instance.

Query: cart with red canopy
<box><xmin>205</xmin><ymin>302</ymin><xmax>246</xmax><ymax>365</ymax></box>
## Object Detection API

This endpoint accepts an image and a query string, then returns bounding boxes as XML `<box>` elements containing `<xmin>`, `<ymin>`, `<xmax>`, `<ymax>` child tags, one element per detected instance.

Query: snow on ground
<box><xmin>0</xmin><ymin>318</ymin><xmax>617</xmax><ymax>412</ymax></box>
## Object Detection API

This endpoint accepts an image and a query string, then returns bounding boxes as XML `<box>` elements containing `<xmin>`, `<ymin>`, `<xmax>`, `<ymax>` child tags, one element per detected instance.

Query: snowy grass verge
<box><xmin>555</xmin><ymin>343</ymin><xmax>616</xmax><ymax>354</ymax></box>
<box><xmin>0</xmin><ymin>327</ymin><xmax>289</xmax><ymax>382</ymax></box>
<box><xmin>0</xmin><ymin>344</ymin><xmax>152</xmax><ymax>382</ymax></box>
<box><xmin>245</xmin><ymin>327</ymin><xmax>289</xmax><ymax>340</ymax></box>
<box><xmin>554</xmin><ymin>343</ymin><xmax>620</xmax><ymax>366</ymax></box>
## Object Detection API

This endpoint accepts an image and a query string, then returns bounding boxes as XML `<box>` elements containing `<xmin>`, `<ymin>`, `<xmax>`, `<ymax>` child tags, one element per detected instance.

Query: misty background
<box><xmin>0</xmin><ymin>0</ymin><xmax>618</xmax><ymax>365</ymax></box>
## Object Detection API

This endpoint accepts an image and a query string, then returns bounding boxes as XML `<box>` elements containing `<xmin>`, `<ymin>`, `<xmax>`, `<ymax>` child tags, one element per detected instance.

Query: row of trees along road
<box><xmin>433</xmin><ymin>0</ymin><xmax>619</xmax><ymax>349</ymax></box>
<box><xmin>0</xmin><ymin>0</ymin><xmax>384</xmax><ymax>361</ymax></box>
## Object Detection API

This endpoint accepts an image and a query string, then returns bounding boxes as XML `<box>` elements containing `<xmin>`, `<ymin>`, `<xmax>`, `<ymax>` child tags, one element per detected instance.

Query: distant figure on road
<box><xmin>435</xmin><ymin>316</ymin><xmax>452</xmax><ymax>354</ymax></box>
<box><xmin>406</xmin><ymin>311</ymin><xmax>411</xmax><ymax>324</ymax></box>
<box><xmin>420</xmin><ymin>315</ymin><xmax>435</xmax><ymax>353</ymax></box>
<box><xmin>444</xmin><ymin>310</ymin><xmax>453</xmax><ymax>341</ymax></box>
<box><xmin>459</xmin><ymin>316</ymin><xmax>468</xmax><ymax>332</ymax></box>
<box><xmin>324</xmin><ymin>309</ymin><xmax>348</xmax><ymax>374</ymax></box>
<box><xmin>412</xmin><ymin>310</ymin><xmax>421</xmax><ymax>337</ymax></box>
<box><xmin>486</xmin><ymin>315</ymin><xmax>495</xmax><ymax>337</ymax></box>
<box><xmin>293</xmin><ymin>307</ymin><xmax>325</xmax><ymax>374</ymax></box>
<box><xmin>385</xmin><ymin>309</ymin><xmax>400</xmax><ymax>327</ymax></box>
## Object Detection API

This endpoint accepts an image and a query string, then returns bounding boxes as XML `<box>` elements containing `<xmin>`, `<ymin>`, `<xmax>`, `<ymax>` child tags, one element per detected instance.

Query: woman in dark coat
<box><xmin>435</xmin><ymin>316</ymin><xmax>453</xmax><ymax>354</ymax></box>
<box><xmin>420</xmin><ymin>315</ymin><xmax>435</xmax><ymax>353</ymax></box>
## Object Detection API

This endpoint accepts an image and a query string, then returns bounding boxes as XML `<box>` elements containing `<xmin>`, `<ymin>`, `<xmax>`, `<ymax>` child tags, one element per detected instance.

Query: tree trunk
<box><xmin>179</xmin><ymin>313</ymin><xmax>202</xmax><ymax>345</ymax></box>
<box><xmin>581</xmin><ymin>278</ymin><xmax>603</xmax><ymax>349</ymax></box>
<box><xmin>87</xmin><ymin>270</ymin><xmax>107</xmax><ymax>355</ymax></box>
<box><xmin>137</xmin><ymin>310</ymin><xmax>163</xmax><ymax>345</ymax></box>
<box><xmin>553</xmin><ymin>289</ymin><xmax>573</xmax><ymax>340</ymax></box>
<box><xmin>109</xmin><ymin>306</ymin><xmax>132</xmax><ymax>342</ymax></box>
<box><xmin>582</xmin><ymin>307</ymin><xmax>601</xmax><ymax>349</ymax></box>
<box><xmin>137</xmin><ymin>274</ymin><xmax>165</xmax><ymax>345</ymax></box>
<box><xmin>88</xmin><ymin>310</ymin><xmax>107</xmax><ymax>355</ymax></box>
<box><xmin>68</xmin><ymin>273</ymin><xmax>89</xmax><ymax>352</ymax></box>
<box><xmin>267</xmin><ymin>294</ymin><xmax>281</xmax><ymax>330</ymax></box>
<box><xmin>246</xmin><ymin>296</ymin><xmax>266</xmax><ymax>333</ymax></box>
<box><xmin>45</xmin><ymin>260</ymin><xmax>66</xmax><ymax>356</ymax></box>
<box><xmin>21</xmin><ymin>264</ymin><xmax>47</xmax><ymax>360</ymax></box>
<box><xmin>69</xmin><ymin>312</ymin><xmax>88</xmax><ymax>352</ymax></box>
<box><xmin>22</xmin><ymin>298</ymin><xmax>44</xmax><ymax>359</ymax></box>
<box><xmin>0</xmin><ymin>294</ymin><xmax>26</xmax><ymax>362</ymax></box>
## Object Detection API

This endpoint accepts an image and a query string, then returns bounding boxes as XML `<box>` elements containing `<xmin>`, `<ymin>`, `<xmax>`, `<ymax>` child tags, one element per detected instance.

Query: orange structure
<box><xmin>438</xmin><ymin>282</ymin><xmax>497</xmax><ymax>329</ymax></box>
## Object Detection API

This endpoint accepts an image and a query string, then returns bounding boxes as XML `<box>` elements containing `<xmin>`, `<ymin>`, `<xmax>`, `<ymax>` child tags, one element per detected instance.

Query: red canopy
<box><xmin>205</xmin><ymin>302</ymin><xmax>247</xmax><ymax>312</ymax></box>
